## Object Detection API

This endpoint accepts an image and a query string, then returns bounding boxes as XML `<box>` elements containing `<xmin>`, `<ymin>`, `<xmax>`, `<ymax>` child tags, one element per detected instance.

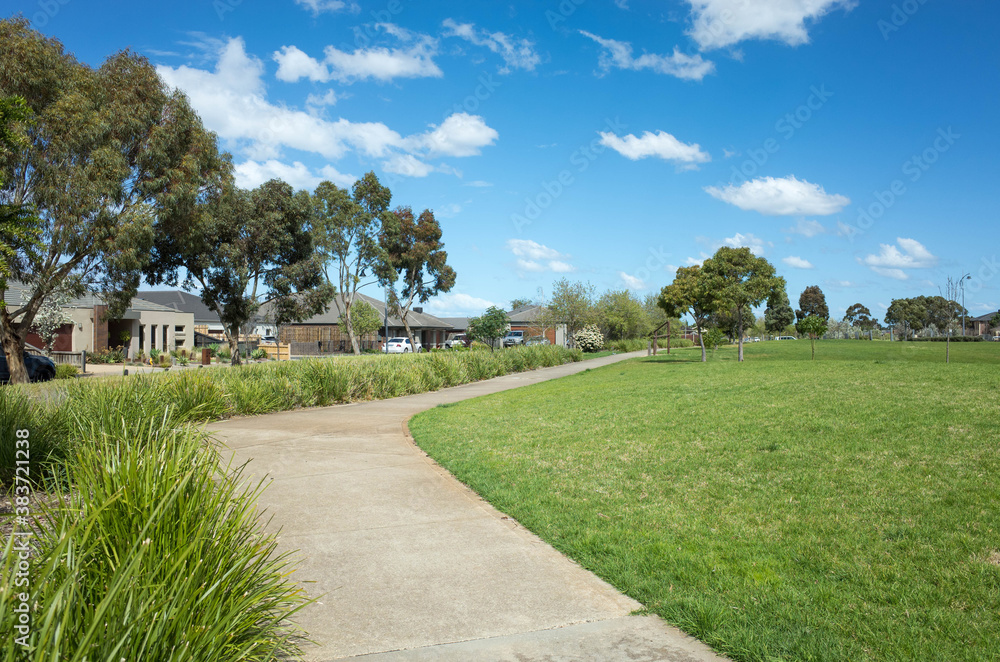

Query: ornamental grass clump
<box><xmin>573</xmin><ymin>325</ymin><xmax>605</xmax><ymax>353</ymax></box>
<box><xmin>0</xmin><ymin>413</ymin><xmax>309</xmax><ymax>661</ymax></box>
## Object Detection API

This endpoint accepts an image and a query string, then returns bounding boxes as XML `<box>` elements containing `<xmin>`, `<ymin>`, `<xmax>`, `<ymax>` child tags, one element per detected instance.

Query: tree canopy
<box><xmin>381</xmin><ymin>206</ymin><xmax>456</xmax><ymax>348</ymax></box>
<box><xmin>596</xmin><ymin>289</ymin><xmax>648</xmax><ymax>341</ymax></box>
<box><xmin>796</xmin><ymin>285</ymin><xmax>829</xmax><ymax>322</ymax></box>
<box><xmin>312</xmin><ymin>172</ymin><xmax>394</xmax><ymax>354</ymax></box>
<box><xmin>658</xmin><ymin>265</ymin><xmax>716</xmax><ymax>362</ymax></box>
<box><xmin>764</xmin><ymin>287</ymin><xmax>795</xmax><ymax>336</ymax></box>
<box><xmin>467</xmin><ymin>306</ymin><xmax>508</xmax><ymax>351</ymax></box>
<box><xmin>701</xmin><ymin>247</ymin><xmax>783</xmax><ymax>362</ymax></box>
<box><xmin>543</xmin><ymin>278</ymin><xmax>595</xmax><ymax>341</ymax></box>
<box><xmin>0</xmin><ymin>18</ymin><xmax>227</xmax><ymax>381</ymax></box>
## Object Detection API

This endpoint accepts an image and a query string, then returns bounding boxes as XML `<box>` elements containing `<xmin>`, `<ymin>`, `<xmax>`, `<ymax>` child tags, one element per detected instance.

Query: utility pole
<box><xmin>960</xmin><ymin>273</ymin><xmax>971</xmax><ymax>335</ymax></box>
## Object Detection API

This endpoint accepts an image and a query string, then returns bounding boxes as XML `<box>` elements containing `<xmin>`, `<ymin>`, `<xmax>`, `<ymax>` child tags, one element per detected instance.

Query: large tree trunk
<box><xmin>343</xmin><ymin>299</ymin><xmax>360</xmax><ymax>355</ymax></box>
<box><xmin>400</xmin><ymin>307</ymin><xmax>417</xmax><ymax>351</ymax></box>
<box><xmin>227</xmin><ymin>323</ymin><xmax>242</xmax><ymax>366</ymax></box>
<box><xmin>0</xmin><ymin>310</ymin><xmax>28</xmax><ymax>384</ymax></box>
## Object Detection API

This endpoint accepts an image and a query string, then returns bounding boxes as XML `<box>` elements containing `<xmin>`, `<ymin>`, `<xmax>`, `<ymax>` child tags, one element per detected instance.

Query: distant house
<box><xmin>4</xmin><ymin>282</ymin><xmax>195</xmax><ymax>355</ymax></box>
<box><xmin>970</xmin><ymin>311</ymin><xmax>1000</xmax><ymax>336</ymax></box>
<box><xmin>507</xmin><ymin>305</ymin><xmax>567</xmax><ymax>346</ymax></box>
<box><xmin>137</xmin><ymin>290</ymin><xmax>226</xmax><ymax>336</ymax></box>
<box><xmin>259</xmin><ymin>291</ymin><xmax>455</xmax><ymax>354</ymax></box>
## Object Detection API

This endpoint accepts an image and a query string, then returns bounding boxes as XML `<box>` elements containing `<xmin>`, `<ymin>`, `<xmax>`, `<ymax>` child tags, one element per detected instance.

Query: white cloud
<box><xmin>722</xmin><ymin>232</ymin><xmax>771</xmax><ymax>256</ymax></box>
<box><xmin>156</xmin><ymin>38</ymin><xmax>497</xmax><ymax>178</ymax></box>
<box><xmin>784</xmin><ymin>219</ymin><xmax>826</xmax><ymax>237</ymax></box>
<box><xmin>426</xmin><ymin>292</ymin><xmax>499</xmax><ymax>317</ymax></box>
<box><xmin>860</xmin><ymin>237</ymin><xmax>937</xmax><ymax>280</ymax></box>
<box><xmin>705</xmin><ymin>175</ymin><xmax>849</xmax><ymax>216</ymax></box>
<box><xmin>273</xmin><ymin>26</ymin><xmax>441</xmax><ymax>84</ymax></box>
<box><xmin>579</xmin><ymin>31</ymin><xmax>715</xmax><ymax>81</ymax></box>
<box><xmin>782</xmin><ymin>256</ymin><xmax>814</xmax><ymax>269</ymax></box>
<box><xmin>465</xmin><ymin>180</ymin><xmax>493</xmax><ymax>188</ymax></box>
<box><xmin>381</xmin><ymin>154</ymin><xmax>433</xmax><ymax>178</ymax></box>
<box><xmin>619</xmin><ymin>271</ymin><xmax>646</xmax><ymax>290</ymax></box>
<box><xmin>507</xmin><ymin>239</ymin><xmax>575</xmax><ymax>274</ymax></box>
<box><xmin>306</xmin><ymin>89</ymin><xmax>338</xmax><ymax>108</ymax></box>
<box><xmin>825</xmin><ymin>279</ymin><xmax>855</xmax><ymax>288</ymax></box>
<box><xmin>412</xmin><ymin>112</ymin><xmax>499</xmax><ymax>157</ymax></box>
<box><xmin>234</xmin><ymin>159</ymin><xmax>355</xmax><ymax>190</ymax></box>
<box><xmin>598</xmin><ymin>130</ymin><xmax>710</xmax><ymax>167</ymax></box>
<box><xmin>686</xmin><ymin>0</ymin><xmax>857</xmax><ymax>50</ymax></box>
<box><xmin>294</xmin><ymin>0</ymin><xmax>358</xmax><ymax>15</ymax></box>
<box><xmin>442</xmin><ymin>19</ymin><xmax>541</xmax><ymax>73</ymax></box>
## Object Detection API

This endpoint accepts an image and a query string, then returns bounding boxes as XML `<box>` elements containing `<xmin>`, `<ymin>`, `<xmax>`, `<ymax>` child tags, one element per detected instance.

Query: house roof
<box><xmin>258</xmin><ymin>291</ymin><xmax>455</xmax><ymax>330</ymax></box>
<box><xmin>439</xmin><ymin>317</ymin><xmax>469</xmax><ymax>330</ymax></box>
<box><xmin>971</xmin><ymin>311</ymin><xmax>1000</xmax><ymax>323</ymax></box>
<box><xmin>137</xmin><ymin>290</ymin><xmax>223</xmax><ymax>324</ymax></box>
<box><xmin>4</xmin><ymin>281</ymin><xmax>181</xmax><ymax>316</ymax></box>
<box><xmin>507</xmin><ymin>304</ymin><xmax>549</xmax><ymax>323</ymax></box>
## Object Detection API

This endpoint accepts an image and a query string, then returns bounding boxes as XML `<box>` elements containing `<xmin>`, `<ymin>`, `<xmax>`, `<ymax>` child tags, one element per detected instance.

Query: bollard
<box><xmin>202</xmin><ymin>347</ymin><xmax>211</xmax><ymax>365</ymax></box>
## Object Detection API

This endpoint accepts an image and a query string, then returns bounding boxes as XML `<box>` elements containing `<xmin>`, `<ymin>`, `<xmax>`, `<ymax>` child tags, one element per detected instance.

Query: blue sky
<box><xmin>9</xmin><ymin>1</ymin><xmax>1000</xmax><ymax>321</ymax></box>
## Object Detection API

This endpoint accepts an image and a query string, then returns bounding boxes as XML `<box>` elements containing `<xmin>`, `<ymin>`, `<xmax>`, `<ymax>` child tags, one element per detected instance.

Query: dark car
<box><xmin>0</xmin><ymin>350</ymin><xmax>57</xmax><ymax>384</ymax></box>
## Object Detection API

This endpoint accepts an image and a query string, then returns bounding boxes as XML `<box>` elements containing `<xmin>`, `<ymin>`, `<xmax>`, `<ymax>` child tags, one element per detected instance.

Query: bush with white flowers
<box><xmin>573</xmin><ymin>324</ymin><xmax>605</xmax><ymax>353</ymax></box>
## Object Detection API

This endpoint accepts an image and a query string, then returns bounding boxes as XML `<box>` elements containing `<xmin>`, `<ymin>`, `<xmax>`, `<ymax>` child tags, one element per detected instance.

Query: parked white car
<box><xmin>383</xmin><ymin>337</ymin><xmax>422</xmax><ymax>353</ymax></box>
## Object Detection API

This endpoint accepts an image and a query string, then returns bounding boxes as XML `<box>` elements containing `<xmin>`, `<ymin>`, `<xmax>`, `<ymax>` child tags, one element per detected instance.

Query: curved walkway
<box><xmin>209</xmin><ymin>352</ymin><xmax>728</xmax><ymax>662</ymax></box>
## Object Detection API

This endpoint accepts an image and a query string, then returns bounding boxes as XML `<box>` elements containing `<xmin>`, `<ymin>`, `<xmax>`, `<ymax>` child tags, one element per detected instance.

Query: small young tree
<box><xmin>701</xmin><ymin>247</ymin><xmax>783</xmax><ymax>362</ymax></box>
<box><xmin>22</xmin><ymin>287</ymin><xmax>72</xmax><ymax>355</ymax></box>
<box><xmin>798</xmin><ymin>315</ymin><xmax>828</xmax><ymax>360</ymax></box>
<box><xmin>467</xmin><ymin>306</ymin><xmax>508</xmax><ymax>352</ymax></box>
<box><xmin>543</xmin><ymin>279</ymin><xmax>595</xmax><ymax>345</ymax></box>
<box><xmin>340</xmin><ymin>299</ymin><xmax>382</xmax><ymax>349</ymax></box>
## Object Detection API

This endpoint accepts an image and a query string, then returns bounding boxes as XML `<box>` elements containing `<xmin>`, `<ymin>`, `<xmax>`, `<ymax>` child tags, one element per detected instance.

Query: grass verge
<box><xmin>410</xmin><ymin>340</ymin><xmax>1000</xmax><ymax>662</ymax></box>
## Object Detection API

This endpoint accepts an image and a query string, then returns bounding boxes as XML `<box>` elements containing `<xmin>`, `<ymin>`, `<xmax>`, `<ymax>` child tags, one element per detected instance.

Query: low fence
<box><xmin>289</xmin><ymin>340</ymin><xmax>381</xmax><ymax>356</ymax></box>
<box><xmin>24</xmin><ymin>344</ymin><xmax>87</xmax><ymax>370</ymax></box>
<box><xmin>258</xmin><ymin>343</ymin><xmax>291</xmax><ymax>361</ymax></box>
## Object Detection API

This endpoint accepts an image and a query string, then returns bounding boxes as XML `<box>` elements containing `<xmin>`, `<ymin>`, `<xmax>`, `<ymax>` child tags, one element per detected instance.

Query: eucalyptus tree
<box><xmin>701</xmin><ymin>247</ymin><xmax>783</xmax><ymax>362</ymax></box>
<box><xmin>148</xmin><ymin>179</ymin><xmax>333</xmax><ymax>365</ymax></box>
<box><xmin>0</xmin><ymin>18</ymin><xmax>226</xmax><ymax>382</ymax></box>
<box><xmin>380</xmin><ymin>206</ymin><xmax>456</xmax><ymax>349</ymax></box>
<box><xmin>313</xmin><ymin>172</ymin><xmax>394</xmax><ymax>355</ymax></box>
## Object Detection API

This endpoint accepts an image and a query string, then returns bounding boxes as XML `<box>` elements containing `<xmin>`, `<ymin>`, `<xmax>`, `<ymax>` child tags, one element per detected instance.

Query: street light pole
<box><xmin>960</xmin><ymin>272</ymin><xmax>971</xmax><ymax>335</ymax></box>
<box><xmin>383</xmin><ymin>287</ymin><xmax>389</xmax><ymax>351</ymax></box>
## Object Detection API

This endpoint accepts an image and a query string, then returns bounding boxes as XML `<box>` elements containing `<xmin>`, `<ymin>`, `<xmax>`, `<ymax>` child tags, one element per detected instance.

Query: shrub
<box><xmin>55</xmin><ymin>364</ymin><xmax>78</xmax><ymax>380</ymax></box>
<box><xmin>573</xmin><ymin>325</ymin><xmax>605</xmax><ymax>353</ymax></box>
<box><xmin>251</xmin><ymin>348</ymin><xmax>268</xmax><ymax>360</ymax></box>
<box><xmin>208</xmin><ymin>343</ymin><xmax>221</xmax><ymax>357</ymax></box>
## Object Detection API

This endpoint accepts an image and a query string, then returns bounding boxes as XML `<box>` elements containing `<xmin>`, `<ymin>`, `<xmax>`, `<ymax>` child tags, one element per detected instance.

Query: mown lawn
<box><xmin>409</xmin><ymin>340</ymin><xmax>1000</xmax><ymax>662</ymax></box>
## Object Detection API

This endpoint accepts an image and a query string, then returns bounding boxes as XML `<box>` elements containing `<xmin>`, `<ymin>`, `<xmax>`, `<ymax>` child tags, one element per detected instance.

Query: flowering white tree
<box><xmin>22</xmin><ymin>287</ymin><xmax>72</xmax><ymax>355</ymax></box>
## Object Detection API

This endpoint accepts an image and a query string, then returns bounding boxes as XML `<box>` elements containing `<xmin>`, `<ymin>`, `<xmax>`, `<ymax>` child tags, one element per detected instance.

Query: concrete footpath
<box><xmin>209</xmin><ymin>352</ymin><xmax>729</xmax><ymax>662</ymax></box>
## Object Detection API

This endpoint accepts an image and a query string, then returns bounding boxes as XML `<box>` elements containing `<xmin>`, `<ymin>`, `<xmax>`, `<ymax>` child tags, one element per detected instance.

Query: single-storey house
<box><xmin>137</xmin><ymin>290</ymin><xmax>227</xmax><ymax>336</ymax></box>
<box><xmin>3</xmin><ymin>282</ymin><xmax>195</xmax><ymax>355</ymax></box>
<box><xmin>258</xmin><ymin>291</ymin><xmax>455</xmax><ymax>354</ymax></box>
<box><xmin>970</xmin><ymin>311</ymin><xmax>999</xmax><ymax>336</ymax></box>
<box><xmin>507</xmin><ymin>305</ymin><xmax>567</xmax><ymax>346</ymax></box>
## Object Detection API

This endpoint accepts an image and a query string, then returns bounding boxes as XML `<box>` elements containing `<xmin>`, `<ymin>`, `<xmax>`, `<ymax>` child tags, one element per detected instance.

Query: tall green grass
<box><xmin>0</xmin><ymin>415</ymin><xmax>308</xmax><ymax>661</ymax></box>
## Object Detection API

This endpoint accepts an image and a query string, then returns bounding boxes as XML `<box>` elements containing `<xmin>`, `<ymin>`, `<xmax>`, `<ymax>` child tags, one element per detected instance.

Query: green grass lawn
<box><xmin>409</xmin><ymin>340</ymin><xmax>1000</xmax><ymax>662</ymax></box>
